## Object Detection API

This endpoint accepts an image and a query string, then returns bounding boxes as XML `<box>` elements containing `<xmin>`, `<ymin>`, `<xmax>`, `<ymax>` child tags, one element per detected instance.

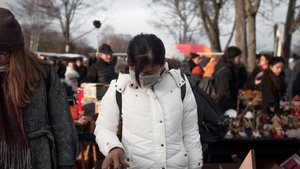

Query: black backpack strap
<box><xmin>180</xmin><ymin>73</ymin><xmax>186</xmax><ymax>101</ymax></box>
<box><xmin>116</xmin><ymin>90</ymin><xmax>122</xmax><ymax>121</ymax></box>
<box><xmin>116</xmin><ymin>90</ymin><xmax>123</xmax><ymax>141</ymax></box>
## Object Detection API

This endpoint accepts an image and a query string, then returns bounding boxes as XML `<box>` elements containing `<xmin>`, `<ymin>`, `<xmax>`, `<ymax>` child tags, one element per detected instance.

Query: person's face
<box><xmin>100</xmin><ymin>53</ymin><xmax>113</xmax><ymax>63</ymax></box>
<box><xmin>76</xmin><ymin>60</ymin><xmax>82</xmax><ymax>67</ymax></box>
<box><xmin>192</xmin><ymin>56</ymin><xmax>200</xmax><ymax>65</ymax></box>
<box><xmin>0</xmin><ymin>51</ymin><xmax>10</xmax><ymax>66</ymax></box>
<box><xmin>259</xmin><ymin>55</ymin><xmax>268</xmax><ymax>68</ymax></box>
<box><xmin>62</xmin><ymin>60</ymin><xmax>68</xmax><ymax>66</ymax></box>
<box><xmin>131</xmin><ymin>64</ymin><xmax>162</xmax><ymax>76</ymax></box>
<box><xmin>270</xmin><ymin>62</ymin><xmax>284</xmax><ymax>76</ymax></box>
<box><xmin>233</xmin><ymin>55</ymin><xmax>241</xmax><ymax>65</ymax></box>
<box><xmin>70</xmin><ymin>78</ymin><xmax>78</xmax><ymax>83</ymax></box>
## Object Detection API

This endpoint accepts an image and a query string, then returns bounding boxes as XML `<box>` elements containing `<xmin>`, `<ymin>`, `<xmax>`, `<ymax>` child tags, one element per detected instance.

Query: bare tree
<box><xmin>38</xmin><ymin>0</ymin><xmax>103</xmax><ymax>52</ymax></box>
<box><xmin>282</xmin><ymin>0</ymin><xmax>300</xmax><ymax>63</ymax></box>
<box><xmin>148</xmin><ymin>0</ymin><xmax>201</xmax><ymax>44</ymax></box>
<box><xmin>9</xmin><ymin>0</ymin><xmax>52</xmax><ymax>51</ymax></box>
<box><xmin>234</xmin><ymin>0</ymin><xmax>248</xmax><ymax>66</ymax></box>
<box><xmin>245</xmin><ymin>0</ymin><xmax>261</xmax><ymax>72</ymax></box>
<box><xmin>10</xmin><ymin>0</ymin><xmax>107</xmax><ymax>53</ymax></box>
<box><xmin>101</xmin><ymin>34</ymin><xmax>132</xmax><ymax>53</ymax></box>
<box><xmin>197</xmin><ymin>0</ymin><xmax>227</xmax><ymax>52</ymax></box>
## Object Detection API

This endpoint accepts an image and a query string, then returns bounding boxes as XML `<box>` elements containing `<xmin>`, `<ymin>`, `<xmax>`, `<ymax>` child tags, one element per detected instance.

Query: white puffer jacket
<box><xmin>94</xmin><ymin>65</ymin><xmax>203</xmax><ymax>169</ymax></box>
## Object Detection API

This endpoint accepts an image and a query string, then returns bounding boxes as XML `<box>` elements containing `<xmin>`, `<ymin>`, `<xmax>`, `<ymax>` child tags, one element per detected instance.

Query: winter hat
<box><xmin>65</xmin><ymin>68</ymin><xmax>80</xmax><ymax>79</ymax></box>
<box><xmin>165</xmin><ymin>47</ymin><xmax>186</xmax><ymax>62</ymax></box>
<box><xmin>0</xmin><ymin>8</ymin><xmax>24</xmax><ymax>51</ymax></box>
<box><xmin>99</xmin><ymin>44</ymin><xmax>113</xmax><ymax>55</ymax></box>
<box><xmin>199</xmin><ymin>57</ymin><xmax>210</xmax><ymax>68</ymax></box>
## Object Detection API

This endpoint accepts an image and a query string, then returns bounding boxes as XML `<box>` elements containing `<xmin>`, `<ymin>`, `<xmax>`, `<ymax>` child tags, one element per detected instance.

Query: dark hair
<box><xmin>260</xmin><ymin>53</ymin><xmax>272</xmax><ymax>61</ymax></box>
<box><xmin>223</xmin><ymin>46</ymin><xmax>242</xmax><ymax>66</ymax></box>
<box><xmin>190</xmin><ymin>52</ymin><xmax>200</xmax><ymax>59</ymax></box>
<box><xmin>268</xmin><ymin>56</ymin><xmax>285</xmax><ymax>66</ymax></box>
<box><xmin>267</xmin><ymin>57</ymin><xmax>286</xmax><ymax>92</ymax></box>
<box><xmin>127</xmin><ymin>33</ymin><xmax>165</xmax><ymax>85</ymax></box>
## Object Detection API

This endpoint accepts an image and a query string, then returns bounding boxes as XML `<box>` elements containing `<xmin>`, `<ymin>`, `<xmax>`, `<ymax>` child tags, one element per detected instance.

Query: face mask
<box><xmin>129</xmin><ymin>69</ymin><xmax>161</xmax><ymax>88</ymax></box>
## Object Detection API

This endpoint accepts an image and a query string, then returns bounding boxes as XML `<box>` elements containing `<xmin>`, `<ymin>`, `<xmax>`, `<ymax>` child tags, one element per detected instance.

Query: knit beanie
<box><xmin>65</xmin><ymin>68</ymin><xmax>80</xmax><ymax>79</ymax></box>
<box><xmin>0</xmin><ymin>8</ymin><xmax>24</xmax><ymax>51</ymax></box>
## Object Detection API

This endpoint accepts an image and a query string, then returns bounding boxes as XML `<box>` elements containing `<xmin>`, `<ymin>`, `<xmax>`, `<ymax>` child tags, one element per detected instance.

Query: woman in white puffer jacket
<box><xmin>94</xmin><ymin>33</ymin><xmax>203</xmax><ymax>169</ymax></box>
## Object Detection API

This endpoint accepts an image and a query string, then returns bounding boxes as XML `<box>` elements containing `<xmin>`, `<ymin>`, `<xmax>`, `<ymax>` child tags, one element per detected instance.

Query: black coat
<box><xmin>86</xmin><ymin>58</ymin><xmax>117</xmax><ymax>84</ymax></box>
<box><xmin>245</xmin><ymin>66</ymin><xmax>263</xmax><ymax>91</ymax></box>
<box><xmin>62</xmin><ymin>82</ymin><xmax>76</xmax><ymax>100</ymax></box>
<box><xmin>214</xmin><ymin>59</ymin><xmax>238</xmax><ymax>113</ymax></box>
<box><xmin>292</xmin><ymin>71</ymin><xmax>300</xmax><ymax>98</ymax></box>
<box><xmin>74</xmin><ymin>65</ymin><xmax>87</xmax><ymax>86</ymax></box>
<box><xmin>261</xmin><ymin>70</ymin><xmax>285</xmax><ymax>114</ymax></box>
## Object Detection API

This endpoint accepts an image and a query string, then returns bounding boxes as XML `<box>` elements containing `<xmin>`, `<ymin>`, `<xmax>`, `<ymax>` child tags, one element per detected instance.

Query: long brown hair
<box><xmin>7</xmin><ymin>48</ymin><xmax>47</xmax><ymax>107</ymax></box>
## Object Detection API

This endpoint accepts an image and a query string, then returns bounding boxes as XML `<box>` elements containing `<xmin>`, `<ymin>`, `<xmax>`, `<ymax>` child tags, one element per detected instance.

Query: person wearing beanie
<box><xmin>86</xmin><ymin>43</ymin><xmax>118</xmax><ymax>84</ymax></box>
<box><xmin>62</xmin><ymin>67</ymin><xmax>81</xmax><ymax>100</ymax></box>
<box><xmin>0</xmin><ymin>8</ymin><xmax>78</xmax><ymax>169</ymax></box>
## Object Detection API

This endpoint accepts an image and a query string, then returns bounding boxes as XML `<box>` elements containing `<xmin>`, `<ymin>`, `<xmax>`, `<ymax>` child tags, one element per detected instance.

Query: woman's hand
<box><xmin>102</xmin><ymin>148</ymin><xmax>130</xmax><ymax>169</ymax></box>
<box><xmin>254</xmin><ymin>80</ymin><xmax>261</xmax><ymax>85</ymax></box>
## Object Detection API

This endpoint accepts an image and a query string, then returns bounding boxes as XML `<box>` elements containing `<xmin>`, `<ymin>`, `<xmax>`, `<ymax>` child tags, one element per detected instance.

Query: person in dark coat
<box><xmin>214</xmin><ymin>46</ymin><xmax>242</xmax><ymax>113</ymax></box>
<box><xmin>288</xmin><ymin>54</ymin><xmax>300</xmax><ymax>99</ymax></box>
<box><xmin>74</xmin><ymin>58</ymin><xmax>87</xmax><ymax>86</ymax></box>
<box><xmin>245</xmin><ymin>53</ymin><xmax>272</xmax><ymax>91</ymax></box>
<box><xmin>86</xmin><ymin>44</ymin><xmax>118</xmax><ymax>84</ymax></box>
<box><xmin>235</xmin><ymin>63</ymin><xmax>248</xmax><ymax>90</ymax></box>
<box><xmin>187</xmin><ymin>52</ymin><xmax>201</xmax><ymax>72</ymax></box>
<box><xmin>0</xmin><ymin>8</ymin><xmax>78</xmax><ymax>169</ymax></box>
<box><xmin>62</xmin><ymin>68</ymin><xmax>80</xmax><ymax>100</ymax></box>
<box><xmin>292</xmin><ymin>71</ymin><xmax>300</xmax><ymax>98</ymax></box>
<box><xmin>261</xmin><ymin>57</ymin><xmax>287</xmax><ymax>114</ymax></box>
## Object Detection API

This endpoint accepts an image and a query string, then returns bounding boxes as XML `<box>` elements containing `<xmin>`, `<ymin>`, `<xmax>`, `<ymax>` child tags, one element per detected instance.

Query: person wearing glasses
<box><xmin>0</xmin><ymin>8</ymin><xmax>78</xmax><ymax>169</ymax></box>
<box><xmin>94</xmin><ymin>33</ymin><xmax>203</xmax><ymax>169</ymax></box>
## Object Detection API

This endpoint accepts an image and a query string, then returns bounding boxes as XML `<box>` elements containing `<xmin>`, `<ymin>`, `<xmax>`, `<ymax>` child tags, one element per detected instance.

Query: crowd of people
<box><xmin>186</xmin><ymin>49</ymin><xmax>300</xmax><ymax>116</ymax></box>
<box><xmin>3</xmin><ymin>6</ymin><xmax>300</xmax><ymax>169</ymax></box>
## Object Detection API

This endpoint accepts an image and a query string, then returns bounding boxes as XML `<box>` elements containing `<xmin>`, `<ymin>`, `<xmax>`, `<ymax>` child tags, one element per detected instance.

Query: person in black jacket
<box><xmin>292</xmin><ymin>71</ymin><xmax>300</xmax><ymax>98</ymax></box>
<box><xmin>86</xmin><ymin>44</ymin><xmax>118</xmax><ymax>84</ymax></box>
<box><xmin>214</xmin><ymin>46</ymin><xmax>242</xmax><ymax>113</ymax></box>
<box><xmin>261</xmin><ymin>57</ymin><xmax>287</xmax><ymax>114</ymax></box>
<box><xmin>74</xmin><ymin>58</ymin><xmax>87</xmax><ymax>86</ymax></box>
<box><xmin>245</xmin><ymin>53</ymin><xmax>272</xmax><ymax>91</ymax></box>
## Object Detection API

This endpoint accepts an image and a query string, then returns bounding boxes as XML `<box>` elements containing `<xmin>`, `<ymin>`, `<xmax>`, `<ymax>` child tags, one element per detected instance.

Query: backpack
<box><xmin>180</xmin><ymin>73</ymin><xmax>229</xmax><ymax>143</ymax></box>
<box><xmin>199</xmin><ymin>67</ymin><xmax>227</xmax><ymax>100</ymax></box>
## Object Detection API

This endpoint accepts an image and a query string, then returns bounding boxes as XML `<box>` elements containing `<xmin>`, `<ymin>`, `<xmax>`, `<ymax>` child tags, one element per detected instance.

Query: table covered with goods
<box><xmin>204</xmin><ymin>90</ymin><xmax>300</xmax><ymax>167</ymax></box>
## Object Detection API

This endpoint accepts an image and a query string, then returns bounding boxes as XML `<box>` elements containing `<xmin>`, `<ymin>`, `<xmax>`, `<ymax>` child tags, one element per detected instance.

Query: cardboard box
<box><xmin>83</xmin><ymin>83</ymin><xmax>108</xmax><ymax>99</ymax></box>
<box><xmin>81</xmin><ymin>98</ymin><xmax>98</xmax><ymax>115</ymax></box>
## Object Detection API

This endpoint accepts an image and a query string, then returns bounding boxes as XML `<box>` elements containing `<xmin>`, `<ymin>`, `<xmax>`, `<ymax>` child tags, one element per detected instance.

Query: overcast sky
<box><xmin>0</xmin><ymin>0</ymin><xmax>298</xmax><ymax>51</ymax></box>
